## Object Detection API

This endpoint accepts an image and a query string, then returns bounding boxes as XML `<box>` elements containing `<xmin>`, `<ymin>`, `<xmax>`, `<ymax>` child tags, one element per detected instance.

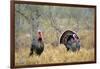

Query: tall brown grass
<box><xmin>15</xmin><ymin>30</ymin><xmax>95</xmax><ymax>66</ymax></box>
<box><xmin>15</xmin><ymin>44</ymin><xmax>94</xmax><ymax>66</ymax></box>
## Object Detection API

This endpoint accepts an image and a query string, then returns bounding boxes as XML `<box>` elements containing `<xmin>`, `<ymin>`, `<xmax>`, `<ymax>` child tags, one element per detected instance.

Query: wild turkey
<box><xmin>29</xmin><ymin>30</ymin><xmax>44</xmax><ymax>56</ymax></box>
<box><xmin>60</xmin><ymin>30</ymin><xmax>80</xmax><ymax>52</ymax></box>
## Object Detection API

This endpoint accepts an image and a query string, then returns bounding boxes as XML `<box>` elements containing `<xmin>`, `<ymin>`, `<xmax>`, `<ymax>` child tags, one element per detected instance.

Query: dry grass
<box><xmin>15</xmin><ymin>30</ymin><xmax>95</xmax><ymax>66</ymax></box>
<box><xmin>15</xmin><ymin>44</ymin><xmax>95</xmax><ymax>66</ymax></box>
<box><xmin>78</xmin><ymin>30</ymin><xmax>95</xmax><ymax>49</ymax></box>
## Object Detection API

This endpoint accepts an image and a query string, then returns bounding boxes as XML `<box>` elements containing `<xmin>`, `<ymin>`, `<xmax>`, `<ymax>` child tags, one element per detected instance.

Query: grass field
<box><xmin>15</xmin><ymin>44</ymin><xmax>95</xmax><ymax>66</ymax></box>
<box><xmin>15</xmin><ymin>30</ymin><xmax>95</xmax><ymax>66</ymax></box>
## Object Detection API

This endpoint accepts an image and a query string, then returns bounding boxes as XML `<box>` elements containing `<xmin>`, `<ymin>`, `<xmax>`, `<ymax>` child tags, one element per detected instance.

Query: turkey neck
<box><xmin>38</xmin><ymin>32</ymin><xmax>43</xmax><ymax>42</ymax></box>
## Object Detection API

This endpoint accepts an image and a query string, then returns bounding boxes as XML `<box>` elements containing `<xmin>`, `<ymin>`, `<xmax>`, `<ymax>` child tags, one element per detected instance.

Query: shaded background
<box><xmin>15</xmin><ymin>4</ymin><xmax>95</xmax><ymax>49</ymax></box>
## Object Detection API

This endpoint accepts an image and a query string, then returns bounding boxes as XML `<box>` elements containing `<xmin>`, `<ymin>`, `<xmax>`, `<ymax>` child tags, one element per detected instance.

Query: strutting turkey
<box><xmin>60</xmin><ymin>30</ymin><xmax>80</xmax><ymax>52</ymax></box>
<box><xmin>29</xmin><ymin>30</ymin><xmax>44</xmax><ymax>56</ymax></box>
